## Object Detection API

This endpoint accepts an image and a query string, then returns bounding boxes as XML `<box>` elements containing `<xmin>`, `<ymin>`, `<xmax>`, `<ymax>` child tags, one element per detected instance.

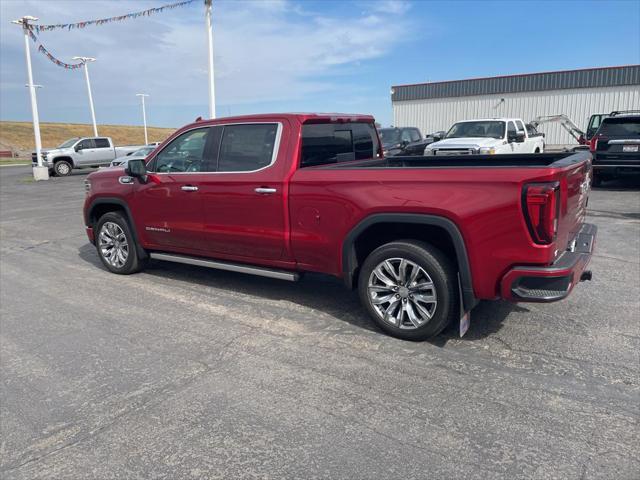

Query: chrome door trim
<box><xmin>148</xmin><ymin>122</ymin><xmax>283</xmax><ymax>175</ymax></box>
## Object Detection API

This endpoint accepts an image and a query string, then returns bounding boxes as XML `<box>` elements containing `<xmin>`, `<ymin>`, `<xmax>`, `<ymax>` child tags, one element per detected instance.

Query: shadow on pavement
<box><xmin>78</xmin><ymin>243</ymin><xmax>515</xmax><ymax>343</ymax></box>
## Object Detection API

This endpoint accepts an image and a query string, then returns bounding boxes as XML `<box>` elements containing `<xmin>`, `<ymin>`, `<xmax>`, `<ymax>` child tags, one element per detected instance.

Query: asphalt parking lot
<box><xmin>1</xmin><ymin>165</ymin><xmax>638</xmax><ymax>480</ymax></box>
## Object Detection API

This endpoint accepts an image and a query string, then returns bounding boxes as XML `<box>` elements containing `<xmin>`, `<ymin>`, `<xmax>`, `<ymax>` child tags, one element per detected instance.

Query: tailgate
<box><xmin>555</xmin><ymin>160</ymin><xmax>591</xmax><ymax>252</ymax></box>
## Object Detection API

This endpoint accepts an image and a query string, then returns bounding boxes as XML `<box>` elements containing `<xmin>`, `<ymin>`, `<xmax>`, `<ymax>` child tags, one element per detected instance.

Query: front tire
<box><xmin>95</xmin><ymin>212</ymin><xmax>144</xmax><ymax>274</ymax></box>
<box><xmin>54</xmin><ymin>160</ymin><xmax>72</xmax><ymax>176</ymax></box>
<box><xmin>358</xmin><ymin>240</ymin><xmax>458</xmax><ymax>341</ymax></box>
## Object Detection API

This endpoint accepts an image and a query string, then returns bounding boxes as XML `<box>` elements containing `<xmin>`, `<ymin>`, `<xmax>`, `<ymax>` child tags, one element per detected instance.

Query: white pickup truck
<box><xmin>32</xmin><ymin>137</ymin><xmax>144</xmax><ymax>176</ymax></box>
<box><xmin>424</xmin><ymin>118</ymin><xmax>545</xmax><ymax>155</ymax></box>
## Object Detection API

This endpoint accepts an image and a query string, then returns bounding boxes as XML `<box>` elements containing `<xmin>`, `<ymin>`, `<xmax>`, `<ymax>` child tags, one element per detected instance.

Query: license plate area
<box><xmin>622</xmin><ymin>145</ymin><xmax>639</xmax><ymax>152</ymax></box>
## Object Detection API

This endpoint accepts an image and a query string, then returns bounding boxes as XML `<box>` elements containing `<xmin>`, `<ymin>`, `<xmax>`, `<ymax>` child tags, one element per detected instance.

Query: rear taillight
<box><xmin>523</xmin><ymin>182</ymin><xmax>560</xmax><ymax>245</ymax></box>
<box><xmin>589</xmin><ymin>137</ymin><xmax>598</xmax><ymax>152</ymax></box>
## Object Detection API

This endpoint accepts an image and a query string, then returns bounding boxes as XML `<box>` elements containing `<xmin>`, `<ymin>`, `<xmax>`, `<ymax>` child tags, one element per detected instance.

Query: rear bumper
<box><xmin>501</xmin><ymin>223</ymin><xmax>597</xmax><ymax>302</ymax></box>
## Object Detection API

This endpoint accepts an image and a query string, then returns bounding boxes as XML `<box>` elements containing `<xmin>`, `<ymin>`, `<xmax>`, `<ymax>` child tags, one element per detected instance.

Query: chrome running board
<box><xmin>149</xmin><ymin>252</ymin><xmax>300</xmax><ymax>282</ymax></box>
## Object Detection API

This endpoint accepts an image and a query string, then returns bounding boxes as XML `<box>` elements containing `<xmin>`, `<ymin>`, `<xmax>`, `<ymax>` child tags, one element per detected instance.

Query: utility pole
<box><xmin>136</xmin><ymin>94</ymin><xmax>149</xmax><ymax>144</ymax></box>
<box><xmin>72</xmin><ymin>56</ymin><xmax>98</xmax><ymax>136</ymax></box>
<box><xmin>205</xmin><ymin>0</ymin><xmax>216</xmax><ymax>119</ymax></box>
<box><xmin>12</xmin><ymin>16</ymin><xmax>48</xmax><ymax>181</ymax></box>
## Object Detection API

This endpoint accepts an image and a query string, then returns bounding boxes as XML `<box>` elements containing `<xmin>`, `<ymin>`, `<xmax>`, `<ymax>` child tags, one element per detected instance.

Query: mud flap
<box><xmin>458</xmin><ymin>273</ymin><xmax>470</xmax><ymax>338</ymax></box>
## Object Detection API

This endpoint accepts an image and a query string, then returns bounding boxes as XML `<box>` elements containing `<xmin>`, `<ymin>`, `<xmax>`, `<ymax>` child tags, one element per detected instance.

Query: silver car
<box><xmin>110</xmin><ymin>145</ymin><xmax>157</xmax><ymax>168</ymax></box>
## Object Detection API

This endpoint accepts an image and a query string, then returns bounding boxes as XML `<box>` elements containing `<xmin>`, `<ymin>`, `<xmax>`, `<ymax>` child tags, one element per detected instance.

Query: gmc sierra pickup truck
<box><xmin>83</xmin><ymin>113</ymin><xmax>596</xmax><ymax>341</ymax></box>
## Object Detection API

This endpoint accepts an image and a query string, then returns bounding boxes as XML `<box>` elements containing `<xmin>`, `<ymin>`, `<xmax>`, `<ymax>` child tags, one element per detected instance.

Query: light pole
<box><xmin>11</xmin><ymin>16</ymin><xmax>48</xmax><ymax>181</ymax></box>
<box><xmin>136</xmin><ymin>94</ymin><xmax>149</xmax><ymax>145</ymax></box>
<box><xmin>72</xmin><ymin>56</ymin><xmax>98</xmax><ymax>136</ymax></box>
<box><xmin>205</xmin><ymin>0</ymin><xmax>216</xmax><ymax>118</ymax></box>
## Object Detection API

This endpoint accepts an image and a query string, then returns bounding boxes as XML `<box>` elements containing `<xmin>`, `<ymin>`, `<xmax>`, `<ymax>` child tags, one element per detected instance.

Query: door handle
<box><xmin>255</xmin><ymin>187</ymin><xmax>277</xmax><ymax>194</ymax></box>
<box><xmin>181</xmin><ymin>185</ymin><xmax>199</xmax><ymax>192</ymax></box>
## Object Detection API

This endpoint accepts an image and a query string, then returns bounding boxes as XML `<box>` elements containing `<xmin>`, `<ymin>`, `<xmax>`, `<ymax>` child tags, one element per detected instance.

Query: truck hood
<box><xmin>427</xmin><ymin>137</ymin><xmax>501</xmax><ymax>149</ymax></box>
<box><xmin>39</xmin><ymin>147</ymin><xmax>73</xmax><ymax>156</ymax></box>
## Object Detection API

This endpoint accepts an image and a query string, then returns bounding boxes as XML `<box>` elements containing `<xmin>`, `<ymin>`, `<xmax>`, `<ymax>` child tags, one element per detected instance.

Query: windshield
<box><xmin>379</xmin><ymin>129</ymin><xmax>401</xmax><ymax>144</ymax></box>
<box><xmin>58</xmin><ymin>138</ymin><xmax>79</xmax><ymax>148</ymax></box>
<box><xmin>132</xmin><ymin>146</ymin><xmax>155</xmax><ymax>157</ymax></box>
<box><xmin>445</xmin><ymin>121</ymin><xmax>505</xmax><ymax>139</ymax></box>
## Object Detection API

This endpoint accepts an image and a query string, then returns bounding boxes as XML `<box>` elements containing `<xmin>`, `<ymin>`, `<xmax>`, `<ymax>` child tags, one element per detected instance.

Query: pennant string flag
<box><xmin>24</xmin><ymin>0</ymin><xmax>197</xmax><ymax>70</ymax></box>
<box><xmin>29</xmin><ymin>0</ymin><xmax>196</xmax><ymax>33</ymax></box>
<box><xmin>26</xmin><ymin>28</ymin><xmax>83</xmax><ymax>69</ymax></box>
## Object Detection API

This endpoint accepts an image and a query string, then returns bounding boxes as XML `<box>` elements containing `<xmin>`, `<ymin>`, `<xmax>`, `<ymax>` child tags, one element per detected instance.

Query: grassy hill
<box><xmin>0</xmin><ymin>121</ymin><xmax>176</xmax><ymax>157</ymax></box>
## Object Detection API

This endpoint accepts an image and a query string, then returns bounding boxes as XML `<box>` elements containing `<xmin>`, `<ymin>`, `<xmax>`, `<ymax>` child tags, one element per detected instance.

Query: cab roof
<box><xmin>189</xmin><ymin>112</ymin><xmax>375</xmax><ymax>127</ymax></box>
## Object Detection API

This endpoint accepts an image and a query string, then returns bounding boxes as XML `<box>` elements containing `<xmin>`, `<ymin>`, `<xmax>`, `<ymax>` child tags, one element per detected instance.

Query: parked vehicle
<box><xmin>589</xmin><ymin>112</ymin><xmax>640</xmax><ymax>185</ymax></box>
<box><xmin>424</xmin><ymin>118</ymin><xmax>545</xmax><ymax>155</ymax></box>
<box><xmin>33</xmin><ymin>137</ymin><xmax>143</xmax><ymax>176</ymax></box>
<box><xmin>379</xmin><ymin>127</ymin><xmax>443</xmax><ymax>156</ymax></box>
<box><xmin>83</xmin><ymin>113</ymin><xmax>595</xmax><ymax>341</ymax></box>
<box><xmin>110</xmin><ymin>145</ymin><xmax>158</xmax><ymax>168</ymax></box>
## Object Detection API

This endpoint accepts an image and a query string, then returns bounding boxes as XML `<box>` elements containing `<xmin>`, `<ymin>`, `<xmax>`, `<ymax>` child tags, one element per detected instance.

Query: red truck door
<box><xmin>132</xmin><ymin>126</ymin><xmax>215</xmax><ymax>251</ymax></box>
<box><xmin>199</xmin><ymin>122</ymin><xmax>288</xmax><ymax>261</ymax></box>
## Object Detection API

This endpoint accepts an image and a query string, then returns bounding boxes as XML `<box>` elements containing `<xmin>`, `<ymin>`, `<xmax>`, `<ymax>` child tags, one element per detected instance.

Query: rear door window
<box><xmin>515</xmin><ymin>120</ymin><xmax>525</xmax><ymax>132</ymax></box>
<box><xmin>94</xmin><ymin>138</ymin><xmax>111</xmax><ymax>148</ymax></box>
<box><xmin>300</xmin><ymin>122</ymin><xmax>378</xmax><ymax>167</ymax></box>
<box><xmin>410</xmin><ymin>129</ymin><xmax>421</xmax><ymax>142</ymax></box>
<box><xmin>217</xmin><ymin>124</ymin><xmax>279</xmax><ymax>172</ymax></box>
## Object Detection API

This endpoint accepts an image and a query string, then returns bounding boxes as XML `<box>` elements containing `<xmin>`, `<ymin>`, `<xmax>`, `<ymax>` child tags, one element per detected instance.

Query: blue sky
<box><xmin>1</xmin><ymin>0</ymin><xmax>639</xmax><ymax>128</ymax></box>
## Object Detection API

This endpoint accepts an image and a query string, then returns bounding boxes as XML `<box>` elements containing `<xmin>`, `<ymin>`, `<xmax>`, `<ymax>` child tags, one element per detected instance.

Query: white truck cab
<box><xmin>424</xmin><ymin>118</ymin><xmax>545</xmax><ymax>155</ymax></box>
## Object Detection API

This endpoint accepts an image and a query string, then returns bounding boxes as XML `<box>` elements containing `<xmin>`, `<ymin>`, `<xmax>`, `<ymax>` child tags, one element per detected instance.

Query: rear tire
<box><xmin>358</xmin><ymin>240</ymin><xmax>458</xmax><ymax>341</ymax></box>
<box><xmin>95</xmin><ymin>212</ymin><xmax>144</xmax><ymax>275</ymax></box>
<box><xmin>54</xmin><ymin>160</ymin><xmax>72</xmax><ymax>177</ymax></box>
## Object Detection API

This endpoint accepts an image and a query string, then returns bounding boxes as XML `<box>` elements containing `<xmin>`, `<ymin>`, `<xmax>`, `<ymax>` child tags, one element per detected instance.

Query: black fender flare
<box><xmin>342</xmin><ymin>213</ymin><xmax>478</xmax><ymax>311</ymax></box>
<box><xmin>86</xmin><ymin>197</ymin><xmax>147</xmax><ymax>259</ymax></box>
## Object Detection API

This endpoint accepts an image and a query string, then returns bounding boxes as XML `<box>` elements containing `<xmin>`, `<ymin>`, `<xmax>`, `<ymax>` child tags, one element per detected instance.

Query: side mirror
<box><xmin>125</xmin><ymin>158</ymin><xmax>147</xmax><ymax>183</ymax></box>
<box><xmin>74</xmin><ymin>145</ymin><xmax>81</xmax><ymax>152</ymax></box>
<box><xmin>515</xmin><ymin>131</ymin><xmax>526</xmax><ymax>143</ymax></box>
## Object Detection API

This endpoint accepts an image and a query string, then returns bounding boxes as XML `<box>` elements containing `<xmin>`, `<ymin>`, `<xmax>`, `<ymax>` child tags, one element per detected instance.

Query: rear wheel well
<box><xmin>350</xmin><ymin>222</ymin><xmax>459</xmax><ymax>286</ymax></box>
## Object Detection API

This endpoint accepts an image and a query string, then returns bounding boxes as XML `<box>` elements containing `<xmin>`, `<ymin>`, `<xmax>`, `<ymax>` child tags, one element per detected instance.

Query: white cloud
<box><xmin>0</xmin><ymin>0</ymin><xmax>414</xmax><ymax>125</ymax></box>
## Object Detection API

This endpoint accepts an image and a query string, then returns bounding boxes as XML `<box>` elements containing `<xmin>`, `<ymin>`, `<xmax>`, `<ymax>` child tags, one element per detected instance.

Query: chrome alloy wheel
<box><xmin>56</xmin><ymin>162</ymin><xmax>70</xmax><ymax>175</ymax></box>
<box><xmin>367</xmin><ymin>258</ymin><xmax>438</xmax><ymax>329</ymax></box>
<box><xmin>99</xmin><ymin>222</ymin><xmax>129</xmax><ymax>268</ymax></box>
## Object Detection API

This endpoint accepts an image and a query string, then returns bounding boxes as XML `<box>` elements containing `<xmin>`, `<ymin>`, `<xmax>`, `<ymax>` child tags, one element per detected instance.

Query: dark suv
<box><xmin>379</xmin><ymin>127</ymin><xmax>443</xmax><ymax>156</ymax></box>
<box><xmin>590</xmin><ymin>112</ymin><xmax>640</xmax><ymax>185</ymax></box>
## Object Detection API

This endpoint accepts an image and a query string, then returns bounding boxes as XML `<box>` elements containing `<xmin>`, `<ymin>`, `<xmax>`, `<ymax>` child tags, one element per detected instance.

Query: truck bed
<box><xmin>322</xmin><ymin>151</ymin><xmax>590</xmax><ymax>169</ymax></box>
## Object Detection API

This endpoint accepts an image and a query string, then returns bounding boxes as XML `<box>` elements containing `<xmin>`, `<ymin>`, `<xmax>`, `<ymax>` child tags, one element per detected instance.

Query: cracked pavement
<box><xmin>1</xmin><ymin>166</ymin><xmax>638</xmax><ymax>479</ymax></box>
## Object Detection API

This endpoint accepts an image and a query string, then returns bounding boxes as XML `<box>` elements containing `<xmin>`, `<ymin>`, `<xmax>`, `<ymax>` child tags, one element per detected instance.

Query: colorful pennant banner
<box><xmin>26</xmin><ymin>28</ymin><xmax>83</xmax><ymax>69</ymax></box>
<box><xmin>31</xmin><ymin>0</ymin><xmax>196</xmax><ymax>33</ymax></box>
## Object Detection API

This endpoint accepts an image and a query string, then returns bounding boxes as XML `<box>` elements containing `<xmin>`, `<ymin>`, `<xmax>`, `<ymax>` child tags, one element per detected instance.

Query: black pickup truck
<box><xmin>591</xmin><ymin>113</ymin><xmax>640</xmax><ymax>185</ymax></box>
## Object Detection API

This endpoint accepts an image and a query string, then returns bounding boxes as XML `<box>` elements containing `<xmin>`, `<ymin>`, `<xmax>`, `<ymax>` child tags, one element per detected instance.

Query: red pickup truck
<box><xmin>83</xmin><ymin>113</ymin><xmax>596</xmax><ymax>340</ymax></box>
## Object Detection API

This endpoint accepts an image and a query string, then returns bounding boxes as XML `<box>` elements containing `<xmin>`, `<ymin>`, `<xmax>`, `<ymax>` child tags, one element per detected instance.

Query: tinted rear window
<box><xmin>598</xmin><ymin>118</ymin><xmax>640</xmax><ymax>137</ymax></box>
<box><xmin>94</xmin><ymin>138</ymin><xmax>110</xmax><ymax>148</ymax></box>
<box><xmin>301</xmin><ymin>122</ymin><xmax>379</xmax><ymax>168</ymax></box>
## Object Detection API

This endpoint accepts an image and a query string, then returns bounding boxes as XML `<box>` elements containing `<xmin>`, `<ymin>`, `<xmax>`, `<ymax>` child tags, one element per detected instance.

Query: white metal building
<box><xmin>391</xmin><ymin>65</ymin><xmax>640</xmax><ymax>146</ymax></box>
